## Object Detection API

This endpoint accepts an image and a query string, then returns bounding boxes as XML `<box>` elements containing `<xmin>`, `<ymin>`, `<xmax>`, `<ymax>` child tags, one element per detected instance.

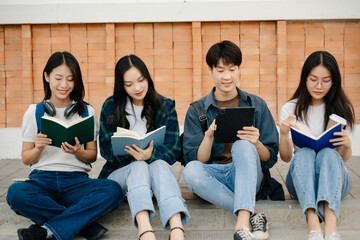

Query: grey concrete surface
<box><xmin>1</xmin><ymin>157</ymin><xmax>360</xmax><ymax>239</ymax></box>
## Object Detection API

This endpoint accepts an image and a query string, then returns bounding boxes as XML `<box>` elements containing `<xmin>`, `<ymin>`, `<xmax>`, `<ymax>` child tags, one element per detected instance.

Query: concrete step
<box><xmin>1</xmin><ymin>230</ymin><xmax>360</xmax><ymax>240</ymax></box>
<box><xmin>1</xmin><ymin>199</ymin><xmax>360</xmax><ymax>239</ymax></box>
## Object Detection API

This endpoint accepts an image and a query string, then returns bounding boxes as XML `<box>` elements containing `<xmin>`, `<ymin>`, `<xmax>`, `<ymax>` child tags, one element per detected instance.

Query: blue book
<box><xmin>290</xmin><ymin>123</ymin><xmax>342</xmax><ymax>152</ymax></box>
<box><xmin>111</xmin><ymin>125</ymin><xmax>166</xmax><ymax>156</ymax></box>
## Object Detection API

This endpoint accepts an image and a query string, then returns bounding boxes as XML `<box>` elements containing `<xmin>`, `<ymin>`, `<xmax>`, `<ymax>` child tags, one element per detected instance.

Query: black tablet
<box><xmin>214</xmin><ymin>107</ymin><xmax>255</xmax><ymax>143</ymax></box>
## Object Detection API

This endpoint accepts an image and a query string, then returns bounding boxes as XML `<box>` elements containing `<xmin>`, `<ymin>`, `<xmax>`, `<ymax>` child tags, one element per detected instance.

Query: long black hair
<box><xmin>112</xmin><ymin>54</ymin><xmax>161</xmax><ymax>129</ymax></box>
<box><xmin>291</xmin><ymin>51</ymin><xmax>354</xmax><ymax>130</ymax></box>
<box><xmin>42</xmin><ymin>51</ymin><xmax>86</xmax><ymax>115</ymax></box>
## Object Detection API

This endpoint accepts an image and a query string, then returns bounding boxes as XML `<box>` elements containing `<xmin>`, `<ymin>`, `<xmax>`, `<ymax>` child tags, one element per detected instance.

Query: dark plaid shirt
<box><xmin>98</xmin><ymin>95</ymin><xmax>181</xmax><ymax>179</ymax></box>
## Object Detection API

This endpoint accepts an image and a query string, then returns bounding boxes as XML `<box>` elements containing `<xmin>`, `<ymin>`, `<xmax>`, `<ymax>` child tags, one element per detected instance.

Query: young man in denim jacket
<box><xmin>182</xmin><ymin>40</ymin><xmax>280</xmax><ymax>240</ymax></box>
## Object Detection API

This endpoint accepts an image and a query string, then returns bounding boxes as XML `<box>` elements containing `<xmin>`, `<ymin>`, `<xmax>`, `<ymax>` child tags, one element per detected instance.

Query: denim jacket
<box><xmin>183</xmin><ymin>87</ymin><xmax>284</xmax><ymax>200</ymax></box>
<box><xmin>183</xmin><ymin>87</ymin><xmax>279</xmax><ymax>169</ymax></box>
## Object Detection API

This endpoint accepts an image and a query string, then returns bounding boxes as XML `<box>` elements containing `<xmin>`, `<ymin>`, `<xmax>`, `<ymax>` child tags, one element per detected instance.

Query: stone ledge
<box><xmin>1</xmin><ymin>199</ymin><xmax>359</xmax><ymax>232</ymax></box>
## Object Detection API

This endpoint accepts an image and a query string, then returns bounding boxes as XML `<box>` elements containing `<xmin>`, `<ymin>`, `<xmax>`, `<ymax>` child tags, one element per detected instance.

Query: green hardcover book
<box><xmin>41</xmin><ymin>115</ymin><xmax>94</xmax><ymax>147</ymax></box>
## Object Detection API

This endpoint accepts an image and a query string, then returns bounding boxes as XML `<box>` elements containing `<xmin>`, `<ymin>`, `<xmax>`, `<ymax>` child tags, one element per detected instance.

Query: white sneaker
<box><xmin>234</xmin><ymin>226</ymin><xmax>254</xmax><ymax>240</ymax></box>
<box><xmin>324</xmin><ymin>232</ymin><xmax>341</xmax><ymax>240</ymax></box>
<box><xmin>308</xmin><ymin>230</ymin><xmax>324</xmax><ymax>240</ymax></box>
<box><xmin>249</xmin><ymin>212</ymin><xmax>269</xmax><ymax>240</ymax></box>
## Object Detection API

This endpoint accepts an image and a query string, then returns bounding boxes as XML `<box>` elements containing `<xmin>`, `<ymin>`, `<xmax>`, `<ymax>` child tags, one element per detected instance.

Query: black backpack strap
<box><xmin>190</xmin><ymin>101</ymin><xmax>207</xmax><ymax>133</ymax></box>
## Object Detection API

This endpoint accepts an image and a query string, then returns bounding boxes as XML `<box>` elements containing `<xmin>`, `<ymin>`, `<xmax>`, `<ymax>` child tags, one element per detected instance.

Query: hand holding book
<box><xmin>111</xmin><ymin>125</ymin><xmax>166</xmax><ymax>156</ymax></box>
<box><xmin>329</xmin><ymin>128</ymin><xmax>352</xmax><ymax>149</ymax></box>
<box><xmin>61</xmin><ymin>137</ymin><xmax>82</xmax><ymax>155</ymax></box>
<box><xmin>124</xmin><ymin>140</ymin><xmax>154</xmax><ymax>161</ymax></box>
<box><xmin>41</xmin><ymin>115</ymin><xmax>94</xmax><ymax>148</ymax></box>
<box><xmin>34</xmin><ymin>133</ymin><xmax>52</xmax><ymax>152</ymax></box>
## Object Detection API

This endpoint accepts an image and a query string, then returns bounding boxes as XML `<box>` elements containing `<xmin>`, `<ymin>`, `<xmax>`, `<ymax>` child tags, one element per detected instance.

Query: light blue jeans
<box><xmin>107</xmin><ymin>160</ymin><xmax>190</xmax><ymax>230</ymax></box>
<box><xmin>183</xmin><ymin>140</ymin><xmax>263</xmax><ymax>215</ymax></box>
<box><xmin>286</xmin><ymin>148</ymin><xmax>352</xmax><ymax>221</ymax></box>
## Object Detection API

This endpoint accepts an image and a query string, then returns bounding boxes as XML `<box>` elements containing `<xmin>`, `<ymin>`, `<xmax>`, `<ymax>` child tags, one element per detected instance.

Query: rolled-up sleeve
<box><xmin>256</xmin><ymin>101</ymin><xmax>279</xmax><ymax>169</ymax></box>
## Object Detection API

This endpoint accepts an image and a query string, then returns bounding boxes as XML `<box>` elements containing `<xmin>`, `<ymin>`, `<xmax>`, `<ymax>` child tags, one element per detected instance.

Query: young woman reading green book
<box><xmin>6</xmin><ymin>51</ymin><xmax>123</xmax><ymax>240</ymax></box>
<box><xmin>98</xmin><ymin>54</ymin><xmax>190</xmax><ymax>240</ymax></box>
<box><xmin>278</xmin><ymin>51</ymin><xmax>355</xmax><ymax>240</ymax></box>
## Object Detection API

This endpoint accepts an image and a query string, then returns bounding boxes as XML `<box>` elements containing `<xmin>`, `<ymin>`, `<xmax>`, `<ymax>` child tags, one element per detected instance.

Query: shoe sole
<box><xmin>252</xmin><ymin>223</ymin><xmax>270</xmax><ymax>240</ymax></box>
<box><xmin>17</xmin><ymin>229</ymin><xmax>25</xmax><ymax>240</ymax></box>
<box><xmin>87</xmin><ymin>228</ymin><xmax>108</xmax><ymax>240</ymax></box>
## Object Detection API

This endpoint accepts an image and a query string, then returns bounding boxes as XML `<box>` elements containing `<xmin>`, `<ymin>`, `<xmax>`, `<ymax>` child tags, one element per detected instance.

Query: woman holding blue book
<box><xmin>278</xmin><ymin>51</ymin><xmax>354</xmax><ymax>240</ymax></box>
<box><xmin>98</xmin><ymin>54</ymin><xmax>190</xmax><ymax>240</ymax></box>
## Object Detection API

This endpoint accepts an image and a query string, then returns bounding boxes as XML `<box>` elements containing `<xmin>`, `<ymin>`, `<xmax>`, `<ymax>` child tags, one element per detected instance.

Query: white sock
<box><xmin>41</xmin><ymin>225</ymin><xmax>53</xmax><ymax>239</ymax></box>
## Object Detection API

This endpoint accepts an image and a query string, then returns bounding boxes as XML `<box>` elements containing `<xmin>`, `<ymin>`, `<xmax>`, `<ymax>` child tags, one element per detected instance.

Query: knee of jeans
<box><xmin>317</xmin><ymin>148</ymin><xmax>340</xmax><ymax>160</ymax></box>
<box><xmin>231</xmin><ymin>140</ymin><xmax>257</xmax><ymax>163</ymax></box>
<box><xmin>293</xmin><ymin>148</ymin><xmax>316</xmax><ymax>166</ymax></box>
<box><xmin>6</xmin><ymin>182</ymin><xmax>25</xmax><ymax>208</ymax></box>
<box><xmin>232</xmin><ymin>139</ymin><xmax>255</xmax><ymax>152</ymax></box>
<box><xmin>182</xmin><ymin>161</ymin><xmax>203</xmax><ymax>189</ymax></box>
<box><xmin>149</xmin><ymin>159</ymin><xmax>172</xmax><ymax>174</ymax></box>
<box><xmin>101</xmin><ymin>179</ymin><xmax>124</xmax><ymax>204</ymax></box>
<box><xmin>131</xmin><ymin>160</ymin><xmax>149</xmax><ymax>172</ymax></box>
<box><xmin>316</xmin><ymin>148</ymin><xmax>343</xmax><ymax>168</ymax></box>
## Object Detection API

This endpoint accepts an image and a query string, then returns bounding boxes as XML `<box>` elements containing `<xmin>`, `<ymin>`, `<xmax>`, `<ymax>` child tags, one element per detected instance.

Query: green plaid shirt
<box><xmin>98</xmin><ymin>95</ymin><xmax>181</xmax><ymax>179</ymax></box>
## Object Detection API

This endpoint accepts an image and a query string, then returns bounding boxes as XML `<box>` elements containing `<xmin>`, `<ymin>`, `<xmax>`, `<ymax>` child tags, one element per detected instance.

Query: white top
<box><xmin>22</xmin><ymin>104</ymin><xmax>99</xmax><ymax>172</ymax></box>
<box><xmin>279</xmin><ymin>99</ymin><xmax>325</xmax><ymax>152</ymax></box>
<box><xmin>125</xmin><ymin>99</ymin><xmax>147</xmax><ymax>136</ymax></box>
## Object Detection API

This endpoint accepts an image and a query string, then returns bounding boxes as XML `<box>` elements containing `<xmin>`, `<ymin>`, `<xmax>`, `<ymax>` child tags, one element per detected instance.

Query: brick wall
<box><xmin>0</xmin><ymin>20</ymin><xmax>359</xmax><ymax>127</ymax></box>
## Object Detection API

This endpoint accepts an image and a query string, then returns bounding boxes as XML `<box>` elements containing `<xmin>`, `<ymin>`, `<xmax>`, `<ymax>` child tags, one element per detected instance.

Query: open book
<box><xmin>111</xmin><ymin>125</ymin><xmax>166</xmax><ymax>156</ymax></box>
<box><xmin>290</xmin><ymin>123</ymin><xmax>342</xmax><ymax>152</ymax></box>
<box><xmin>41</xmin><ymin>115</ymin><xmax>94</xmax><ymax>148</ymax></box>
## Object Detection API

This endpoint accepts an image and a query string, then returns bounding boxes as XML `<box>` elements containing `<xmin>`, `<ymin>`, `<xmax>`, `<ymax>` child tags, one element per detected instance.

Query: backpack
<box><xmin>177</xmin><ymin>101</ymin><xmax>207</xmax><ymax>166</ymax></box>
<box><xmin>35</xmin><ymin>102</ymin><xmax>89</xmax><ymax>133</ymax></box>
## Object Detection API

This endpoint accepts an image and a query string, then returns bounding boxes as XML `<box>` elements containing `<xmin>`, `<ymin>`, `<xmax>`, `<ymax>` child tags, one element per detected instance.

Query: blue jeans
<box><xmin>286</xmin><ymin>148</ymin><xmax>352</xmax><ymax>221</ymax></box>
<box><xmin>107</xmin><ymin>160</ymin><xmax>190</xmax><ymax>229</ymax></box>
<box><xmin>183</xmin><ymin>140</ymin><xmax>263</xmax><ymax>215</ymax></box>
<box><xmin>7</xmin><ymin>170</ymin><xmax>123</xmax><ymax>240</ymax></box>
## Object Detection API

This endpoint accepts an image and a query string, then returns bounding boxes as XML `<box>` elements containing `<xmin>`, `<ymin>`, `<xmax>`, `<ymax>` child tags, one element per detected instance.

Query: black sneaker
<box><xmin>17</xmin><ymin>225</ymin><xmax>47</xmax><ymax>240</ymax></box>
<box><xmin>80</xmin><ymin>222</ymin><xmax>108</xmax><ymax>240</ymax></box>
<box><xmin>249</xmin><ymin>212</ymin><xmax>269</xmax><ymax>240</ymax></box>
<box><xmin>234</xmin><ymin>226</ymin><xmax>254</xmax><ymax>240</ymax></box>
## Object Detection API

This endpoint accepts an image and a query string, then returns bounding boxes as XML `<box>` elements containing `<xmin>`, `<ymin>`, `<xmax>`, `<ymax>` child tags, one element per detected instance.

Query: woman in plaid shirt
<box><xmin>98</xmin><ymin>55</ymin><xmax>190</xmax><ymax>240</ymax></box>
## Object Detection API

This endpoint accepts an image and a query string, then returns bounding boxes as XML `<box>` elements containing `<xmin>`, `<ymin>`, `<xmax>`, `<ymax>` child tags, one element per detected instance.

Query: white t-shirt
<box><xmin>125</xmin><ymin>99</ymin><xmax>147</xmax><ymax>136</ymax></box>
<box><xmin>22</xmin><ymin>104</ymin><xmax>99</xmax><ymax>172</ymax></box>
<box><xmin>279</xmin><ymin>99</ymin><xmax>325</xmax><ymax>152</ymax></box>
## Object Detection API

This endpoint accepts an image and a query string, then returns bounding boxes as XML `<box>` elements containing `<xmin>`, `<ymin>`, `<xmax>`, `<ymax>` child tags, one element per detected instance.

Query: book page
<box><xmin>41</xmin><ymin>115</ymin><xmax>93</xmax><ymax>128</ymax></box>
<box><xmin>315</xmin><ymin>123</ymin><xmax>341</xmax><ymax>140</ymax></box>
<box><xmin>41</xmin><ymin>115</ymin><xmax>67</xmax><ymax>128</ymax></box>
<box><xmin>113</xmin><ymin>127</ymin><xmax>141</xmax><ymax>138</ymax></box>
<box><xmin>291</xmin><ymin>126</ymin><xmax>315</xmax><ymax>140</ymax></box>
<box><xmin>69</xmin><ymin>115</ymin><xmax>93</xmax><ymax>127</ymax></box>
